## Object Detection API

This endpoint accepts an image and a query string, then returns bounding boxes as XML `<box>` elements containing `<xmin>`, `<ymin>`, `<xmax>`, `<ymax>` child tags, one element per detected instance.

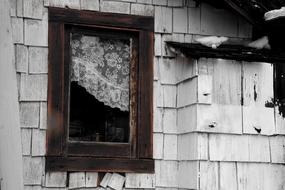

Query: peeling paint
<box><xmin>253</xmin><ymin>84</ymin><xmax>258</xmax><ymax>101</ymax></box>
<box><xmin>253</xmin><ymin>126</ymin><xmax>261</xmax><ymax>134</ymax></box>
<box><xmin>265</xmin><ymin>98</ymin><xmax>275</xmax><ymax>108</ymax></box>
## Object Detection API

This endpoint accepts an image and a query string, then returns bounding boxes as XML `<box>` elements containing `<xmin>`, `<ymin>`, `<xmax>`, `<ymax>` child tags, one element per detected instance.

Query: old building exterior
<box><xmin>1</xmin><ymin>0</ymin><xmax>285</xmax><ymax>190</ymax></box>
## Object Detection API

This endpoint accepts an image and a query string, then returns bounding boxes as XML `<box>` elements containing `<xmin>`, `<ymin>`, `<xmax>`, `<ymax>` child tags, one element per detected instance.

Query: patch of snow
<box><xmin>264</xmin><ymin>7</ymin><xmax>285</xmax><ymax>21</ymax></box>
<box><xmin>194</xmin><ymin>36</ymin><xmax>229</xmax><ymax>49</ymax></box>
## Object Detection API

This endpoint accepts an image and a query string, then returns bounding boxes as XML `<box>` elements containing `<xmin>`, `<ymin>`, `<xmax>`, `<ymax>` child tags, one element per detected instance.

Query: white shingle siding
<box><xmin>29</xmin><ymin>47</ymin><xmax>48</xmax><ymax>74</ymax></box>
<box><xmin>11</xmin><ymin>0</ymin><xmax>285</xmax><ymax>189</ymax></box>
<box><xmin>20</xmin><ymin>102</ymin><xmax>40</xmax><ymax>128</ymax></box>
<box><xmin>45</xmin><ymin>172</ymin><xmax>67</xmax><ymax>188</ymax></box>
<box><xmin>23</xmin><ymin>0</ymin><xmax>44</xmax><ymax>19</ymax></box>
<box><xmin>20</xmin><ymin>74</ymin><xmax>48</xmax><ymax>101</ymax></box>
<box><xmin>80</xmin><ymin>0</ymin><xmax>99</xmax><ymax>11</ymax></box>
<box><xmin>11</xmin><ymin>17</ymin><xmax>24</xmax><ymax>44</ymax></box>
<box><xmin>16</xmin><ymin>44</ymin><xmax>28</xmax><ymax>73</ymax></box>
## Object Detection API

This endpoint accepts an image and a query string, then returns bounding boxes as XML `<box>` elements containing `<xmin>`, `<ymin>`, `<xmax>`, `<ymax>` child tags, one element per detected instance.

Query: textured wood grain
<box><xmin>178</xmin><ymin>161</ymin><xmax>198</xmax><ymax>189</ymax></box>
<box><xmin>173</xmin><ymin>7</ymin><xmax>188</xmax><ymax>33</ymax></box>
<box><xmin>177</xmin><ymin>77</ymin><xmax>198</xmax><ymax>107</ymax></box>
<box><xmin>16</xmin><ymin>44</ymin><xmax>28</xmax><ymax>73</ymax></box>
<box><xmin>23</xmin><ymin>157</ymin><xmax>44</xmax><ymax>185</ymax></box>
<box><xmin>242</xmin><ymin>62</ymin><xmax>275</xmax><ymax>135</ymax></box>
<box><xmin>178</xmin><ymin>133</ymin><xmax>208</xmax><ymax>161</ymax></box>
<box><xmin>162</xmin><ymin>109</ymin><xmax>177</xmax><ymax>133</ymax></box>
<box><xmin>29</xmin><ymin>47</ymin><xmax>48</xmax><ymax>74</ymax></box>
<box><xmin>275</xmin><ymin>113</ymin><xmax>285</xmax><ymax>134</ymax></box>
<box><xmin>153</xmin><ymin>133</ymin><xmax>164</xmax><ymax>159</ymax></box>
<box><xmin>100</xmin><ymin>1</ymin><xmax>130</xmax><ymax>14</ymax></box>
<box><xmin>49</xmin><ymin>7</ymin><xmax>153</xmax><ymax>31</ymax></box>
<box><xmin>163</xmin><ymin>134</ymin><xmax>178</xmax><ymax>160</ymax></box>
<box><xmin>269</xmin><ymin>136</ymin><xmax>285</xmax><ymax>163</ymax></box>
<box><xmin>199</xmin><ymin>161</ymin><xmax>219</xmax><ymax>190</ymax></box>
<box><xmin>125</xmin><ymin>173</ymin><xmax>155</xmax><ymax>188</ymax></box>
<box><xmin>11</xmin><ymin>17</ymin><xmax>24</xmax><ymax>43</ymax></box>
<box><xmin>162</xmin><ymin>85</ymin><xmax>177</xmax><ymax>108</ymax></box>
<box><xmin>138</xmin><ymin>30</ymin><xmax>154</xmax><ymax>159</ymax></box>
<box><xmin>85</xmin><ymin>172</ymin><xmax>98</xmax><ymax>187</ymax></box>
<box><xmin>154</xmin><ymin>6</ymin><xmax>172</xmax><ymax>33</ymax></box>
<box><xmin>69</xmin><ymin>172</ymin><xmax>86</xmax><ymax>189</ymax></box>
<box><xmin>131</xmin><ymin>3</ymin><xmax>154</xmax><ymax>16</ymax></box>
<box><xmin>21</xmin><ymin>129</ymin><xmax>31</xmax><ymax>156</ymax></box>
<box><xmin>20</xmin><ymin>74</ymin><xmax>48</xmax><ymax>101</ymax></box>
<box><xmin>100</xmin><ymin>173</ymin><xmax>112</xmax><ymax>188</ymax></box>
<box><xmin>155</xmin><ymin>160</ymin><xmax>178</xmax><ymax>187</ymax></box>
<box><xmin>45</xmin><ymin>172</ymin><xmax>67</xmax><ymax>187</ymax></box>
<box><xmin>209</xmin><ymin>134</ymin><xmax>249</xmax><ymax>162</ymax></box>
<box><xmin>197</xmin><ymin>104</ymin><xmax>242</xmax><ymax>134</ymax></box>
<box><xmin>46</xmin><ymin>157</ymin><xmax>154</xmax><ymax>173</ymax></box>
<box><xmin>177</xmin><ymin>105</ymin><xmax>197</xmax><ymax>133</ymax></box>
<box><xmin>237</xmin><ymin>163</ymin><xmax>267</xmax><ymax>190</ymax></box>
<box><xmin>45</xmin><ymin>0</ymin><xmax>80</xmax><ymax>8</ymax></box>
<box><xmin>176</xmin><ymin>57</ymin><xmax>198</xmax><ymax>83</ymax></box>
<box><xmin>209</xmin><ymin>134</ymin><xmax>270</xmax><ymax>162</ymax></box>
<box><xmin>40</xmin><ymin>102</ymin><xmax>47</xmax><ymax>129</ymax></box>
<box><xmin>108</xmin><ymin>173</ymin><xmax>125</xmax><ymax>190</ymax></box>
<box><xmin>197</xmin><ymin>58</ymin><xmax>242</xmax><ymax>134</ymax></box>
<box><xmin>23</xmin><ymin>0</ymin><xmax>43</xmax><ymax>19</ymax></box>
<box><xmin>220</xmin><ymin>162</ymin><xmax>238</xmax><ymax>190</ymax></box>
<box><xmin>47</xmin><ymin>22</ymin><xmax>64</xmax><ymax>156</ymax></box>
<box><xmin>20</xmin><ymin>102</ymin><xmax>40</xmax><ymax>128</ymax></box>
<box><xmin>248</xmin><ymin>135</ymin><xmax>270</xmax><ymax>162</ymax></box>
<box><xmin>24</xmin><ymin>13</ymin><xmax>48</xmax><ymax>46</ymax></box>
<box><xmin>80</xmin><ymin>0</ymin><xmax>99</xmax><ymax>11</ymax></box>
<box><xmin>31</xmin><ymin>129</ymin><xmax>46</xmax><ymax>156</ymax></box>
<box><xmin>197</xmin><ymin>74</ymin><xmax>212</xmax><ymax>104</ymax></box>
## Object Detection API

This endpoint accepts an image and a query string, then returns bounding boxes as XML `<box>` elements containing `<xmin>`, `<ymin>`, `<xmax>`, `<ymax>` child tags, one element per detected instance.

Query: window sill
<box><xmin>46</xmin><ymin>156</ymin><xmax>154</xmax><ymax>173</ymax></box>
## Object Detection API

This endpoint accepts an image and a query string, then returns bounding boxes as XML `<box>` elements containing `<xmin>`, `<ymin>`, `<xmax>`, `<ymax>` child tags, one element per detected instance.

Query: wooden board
<box><xmin>199</xmin><ymin>161</ymin><xmax>219</xmax><ymax>190</ymax></box>
<box><xmin>0</xmin><ymin>0</ymin><xmax>24</xmax><ymax>189</ymax></box>
<box><xmin>197</xmin><ymin>58</ymin><xmax>242</xmax><ymax>134</ymax></box>
<box><xmin>219</xmin><ymin>162</ymin><xmax>238</xmax><ymax>190</ymax></box>
<box><xmin>275</xmin><ymin>108</ymin><xmax>285</xmax><ymax>134</ymax></box>
<box><xmin>242</xmin><ymin>62</ymin><xmax>275</xmax><ymax>135</ymax></box>
<box><xmin>237</xmin><ymin>163</ymin><xmax>285</xmax><ymax>190</ymax></box>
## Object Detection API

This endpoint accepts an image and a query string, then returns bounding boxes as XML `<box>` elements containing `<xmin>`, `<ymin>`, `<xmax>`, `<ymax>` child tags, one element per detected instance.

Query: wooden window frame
<box><xmin>46</xmin><ymin>8</ymin><xmax>154</xmax><ymax>173</ymax></box>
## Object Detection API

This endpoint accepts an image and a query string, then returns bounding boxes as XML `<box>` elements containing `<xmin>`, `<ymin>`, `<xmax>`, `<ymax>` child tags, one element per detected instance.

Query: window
<box><xmin>46</xmin><ymin>8</ymin><xmax>154</xmax><ymax>172</ymax></box>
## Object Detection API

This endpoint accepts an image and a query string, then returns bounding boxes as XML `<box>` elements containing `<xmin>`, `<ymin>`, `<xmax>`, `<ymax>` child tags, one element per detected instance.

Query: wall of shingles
<box><xmin>11</xmin><ymin>0</ymin><xmax>285</xmax><ymax>189</ymax></box>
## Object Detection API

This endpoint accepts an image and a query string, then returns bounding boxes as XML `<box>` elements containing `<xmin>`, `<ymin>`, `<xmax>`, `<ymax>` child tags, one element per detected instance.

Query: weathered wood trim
<box><xmin>67</xmin><ymin>142</ymin><xmax>131</xmax><ymax>157</ymax></box>
<box><xmin>46</xmin><ymin>157</ymin><xmax>154</xmax><ymax>173</ymax></box>
<box><xmin>47</xmin><ymin>22</ymin><xmax>65</xmax><ymax>156</ymax></box>
<box><xmin>138</xmin><ymin>31</ymin><xmax>154</xmax><ymax>159</ymax></box>
<box><xmin>49</xmin><ymin>7</ymin><xmax>154</xmax><ymax>31</ymax></box>
<box><xmin>47</xmin><ymin>8</ymin><xmax>154</xmax><ymax>172</ymax></box>
<box><xmin>167</xmin><ymin>42</ymin><xmax>285</xmax><ymax>63</ymax></box>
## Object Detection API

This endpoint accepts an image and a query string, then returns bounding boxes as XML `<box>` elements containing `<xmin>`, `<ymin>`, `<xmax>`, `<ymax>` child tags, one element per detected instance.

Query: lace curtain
<box><xmin>70</xmin><ymin>33</ymin><xmax>130</xmax><ymax>111</ymax></box>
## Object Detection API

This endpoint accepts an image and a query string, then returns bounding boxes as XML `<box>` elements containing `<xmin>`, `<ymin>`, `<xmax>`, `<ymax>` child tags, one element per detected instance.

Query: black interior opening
<box><xmin>69</xmin><ymin>81</ymin><xmax>129</xmax><ymax>143</ymax></box>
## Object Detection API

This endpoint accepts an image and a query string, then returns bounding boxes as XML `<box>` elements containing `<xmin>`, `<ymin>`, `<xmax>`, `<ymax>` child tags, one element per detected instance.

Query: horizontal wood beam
<box><xmin>46</xmin><ymin>157</ymin><xmax>154</xmax><ymax>173</ymax></box>
<box><xmin>167</xmin><ymin>41</ymin><xmax>285</xmax><ymax>63</ymax></box>
<box><xmin>49</xmin><ymin>7</ymin><xmax>154</xmax><ymax>31</ymax></box>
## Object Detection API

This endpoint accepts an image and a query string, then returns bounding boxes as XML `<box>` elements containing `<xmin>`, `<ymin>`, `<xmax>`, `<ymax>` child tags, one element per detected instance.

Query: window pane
<box><xmin>69</xmin><ymin>32</ymin><xmax>130</xmax><ymax>143</ymax></box>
